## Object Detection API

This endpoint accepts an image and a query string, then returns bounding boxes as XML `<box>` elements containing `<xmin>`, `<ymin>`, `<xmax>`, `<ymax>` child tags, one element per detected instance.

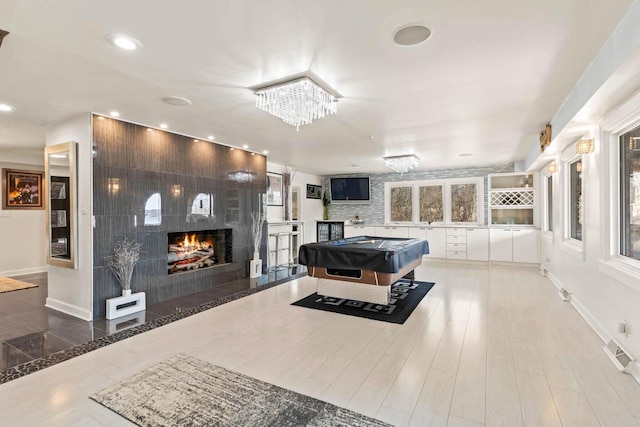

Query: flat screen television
<box><xmin>330</xmin><ymin>177</ymin><xmax>370</xmax><ymax>203</ymax></box>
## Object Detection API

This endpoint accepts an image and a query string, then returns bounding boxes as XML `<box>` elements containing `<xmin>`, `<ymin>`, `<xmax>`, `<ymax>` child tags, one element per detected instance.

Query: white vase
<box><xmin>250</xmin><ymin>252</ymin><xmax>262</xmax><ymax>278</ymax></box>
<box><xmin>122</xmin><ymin>289</ymin><xmax>131</xmax><ymax>297</ymax></box>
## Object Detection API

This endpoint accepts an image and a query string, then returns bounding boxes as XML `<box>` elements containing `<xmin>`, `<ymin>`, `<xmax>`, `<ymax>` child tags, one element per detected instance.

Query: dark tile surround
<box><xmin>92</xmin><ymin>116</ymin><xmax>267</xmax><ymax>318</ymax></box>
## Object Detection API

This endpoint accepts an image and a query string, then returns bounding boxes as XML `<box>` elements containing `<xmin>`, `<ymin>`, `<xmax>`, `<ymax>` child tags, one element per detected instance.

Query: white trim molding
<box><xmin>45</xmin><ymin>297</ymin><xmax>92</xmax><ymax>321</ymax></box>
<box><xmin>0</xmin><ymin>266</ymin><xmax>48</xmax><ymax>277</ymax></box>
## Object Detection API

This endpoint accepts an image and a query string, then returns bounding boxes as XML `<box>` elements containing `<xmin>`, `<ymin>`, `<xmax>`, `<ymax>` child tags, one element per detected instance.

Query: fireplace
<box><xmin>167</xmin><ymin>229</ymin><xmax>232</xmax><ymax>275</ymax></box>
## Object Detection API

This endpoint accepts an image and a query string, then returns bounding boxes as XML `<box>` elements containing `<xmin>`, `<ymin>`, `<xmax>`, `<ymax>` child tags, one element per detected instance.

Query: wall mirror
<box><xmin>45</xmin><ymin>141</ymin><xmax>78</xmax><ymax>269</ymax></box>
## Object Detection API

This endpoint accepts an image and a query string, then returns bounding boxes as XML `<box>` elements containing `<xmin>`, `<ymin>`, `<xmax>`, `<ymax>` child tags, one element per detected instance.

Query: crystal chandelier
<box><xmin>384</xmin><ymin>154</ymin><xmax>419</xmax><ymax>174</ymax></box>
<box><xmin>254</xmin><ymin>76</ymin><xmax>337</xmax><ymax>131</ymax></box>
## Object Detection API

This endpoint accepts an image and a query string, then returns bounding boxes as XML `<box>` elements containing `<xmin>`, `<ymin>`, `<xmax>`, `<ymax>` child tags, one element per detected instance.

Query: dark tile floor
<box><xmin>0</xmin><ymin>267</ymin><xmax>304</xmax><ymax>371</ymax></box>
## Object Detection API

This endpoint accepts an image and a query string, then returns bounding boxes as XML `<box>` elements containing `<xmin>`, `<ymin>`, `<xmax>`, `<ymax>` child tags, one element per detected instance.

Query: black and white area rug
<box><xmin>292</xmin><ymin>279</ymin><xmax>435</xmax><ymax>324</ymax></box>
<box><xmin>91</xmin><ymin>354</ymin><xmax>391</xmax><ymax>427</ymax></box>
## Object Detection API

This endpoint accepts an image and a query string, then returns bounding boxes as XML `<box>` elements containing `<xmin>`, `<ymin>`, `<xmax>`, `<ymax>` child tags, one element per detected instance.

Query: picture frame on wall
<box><xmin>267</xmin><ymin>171</ymin><xmax>283</xmax><ymax>206</ymax></box>
<box><xmin>306</xmin><ymin>184</ymin><xmax>322</xmax><ymax>199</ymax></box>
<box><xmin>2</xmin><ymin>168</ymin><xmax>44</xmax><ymax>209</ymax></box>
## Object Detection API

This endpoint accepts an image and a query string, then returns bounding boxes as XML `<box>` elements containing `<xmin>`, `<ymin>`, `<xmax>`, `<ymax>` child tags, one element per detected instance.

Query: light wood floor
<box><xmin>1</xmin><ymin>264</ymin><xmax>639</xmax><ymax>426</ymax></box>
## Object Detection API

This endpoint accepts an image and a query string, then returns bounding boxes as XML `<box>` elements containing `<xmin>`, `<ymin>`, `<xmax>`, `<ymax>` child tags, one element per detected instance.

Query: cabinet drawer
<box><xmin>446</xmin><ymin>251</ymin><xmax>467</xmax><ymax>260</ymax></box>
<box><xmin>446</xmin><ymin>243</ymin><xmax>466</xmax><ymax>252</ymax></box>
<box><xmin>446</xmin><ymin>228</ymin><xmax>467</xmax><ymax>236</ymax></box>
<box><xmin>446</xmin><ymin>234</ymin><xmax>467</xmax><ymax>243</ymax></box>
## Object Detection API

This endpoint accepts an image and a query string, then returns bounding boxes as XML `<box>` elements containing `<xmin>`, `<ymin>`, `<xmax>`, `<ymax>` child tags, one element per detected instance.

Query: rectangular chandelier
<box><xmin>384</xmin><ymin>154</ymin><xmax>419</xmax><ymax>174</ymax></box>
<box><xmin>253</xmin><ymin>76</ymin><xmax>338</xmax><ymax>131</ymax></box>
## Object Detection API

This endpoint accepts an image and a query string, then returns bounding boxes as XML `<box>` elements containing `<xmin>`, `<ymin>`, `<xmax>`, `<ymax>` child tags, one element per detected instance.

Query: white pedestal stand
<box><xmin>106</xmin><ymin>289</ymin><xmax>146</xmax><ymax>320</ymax></box>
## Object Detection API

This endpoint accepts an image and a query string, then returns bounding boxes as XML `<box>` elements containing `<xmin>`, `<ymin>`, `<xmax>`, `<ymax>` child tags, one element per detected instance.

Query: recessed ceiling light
<box><xmin>0</xmin><ymin>103</ymin><xmax>15</xmax><ymax>112</ymax></box>
<box><xmin>208</xmin><ymin>135</ymin><xmax>215</xmax><ymax>141</ymax></box>
<box><xmin>163</xmin><ymin>96</ymin><xmax>192</xmax><ymax>107</ymax></box>
<box><xmin>262</xmin><ymin>150</ymin><xmax>268</xmax><ymax>155</ymax></box>
<box><xmin>109</xmin><ymin>111</ymin><xmax>120</xmax><ymax>117</ymax></box>
<box><xmin>458</xmin><ymin>153</ymin><xmax>473</xmax><ymax>157</ymax></box>
<box><xmin>393</xmin><ymin>25</ymin><xmax>432</xmax><ymax>46</ymax></box>
<box><xmin>159</xmin><ymin>123</ymin><xmax>168</xmax><ymax>129</ymax></box>
<box><xmin>242</xmin><ymin>144</ymin><xmax>249</xmax><ymax>149</ymax></box>
<box><xmin>108</xmin><ymin>34</ymin><xmax>143</xmax><ymax>50</ymax></box>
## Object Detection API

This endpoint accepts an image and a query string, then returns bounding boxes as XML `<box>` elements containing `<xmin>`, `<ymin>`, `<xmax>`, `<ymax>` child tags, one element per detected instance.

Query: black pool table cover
<box><xmin>298</xmin><ymin>236</ymin><xmax>429</xmax><ymax>274</ymax></box>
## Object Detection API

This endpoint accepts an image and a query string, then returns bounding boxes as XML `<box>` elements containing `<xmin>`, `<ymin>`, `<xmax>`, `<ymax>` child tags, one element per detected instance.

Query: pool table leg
<box><xmin>404</xmin><ymin>270</ymin><xmax>415</xmax><ymax>285</ymax></box>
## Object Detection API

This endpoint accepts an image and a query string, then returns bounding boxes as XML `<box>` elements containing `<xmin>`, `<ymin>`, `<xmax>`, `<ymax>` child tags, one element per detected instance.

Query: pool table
<box><xmin>298</xmin><ymin>236</ymin><xmax>429</xmax><ymax>305</ymax></box>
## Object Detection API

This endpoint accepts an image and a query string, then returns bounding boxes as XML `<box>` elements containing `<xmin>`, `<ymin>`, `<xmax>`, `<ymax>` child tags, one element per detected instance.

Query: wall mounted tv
<box><xmin>330</xmin><ymin>177</ymin><xmax>371</xmax><ymax>203</ymax></box>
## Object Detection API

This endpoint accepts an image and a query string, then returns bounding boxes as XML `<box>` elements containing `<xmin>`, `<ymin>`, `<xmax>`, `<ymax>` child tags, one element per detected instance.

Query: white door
<box><xmin>490</xmin><ymin>228</ymin><xmax>513</xmax><ymax>262</ymax></box>
<box><xmin>512</xmin><ymin>229</ymin><xmax>539</xmax><ymax>263</ymax></box>
<box><xmin>425</xmin><ymin>228</ymin><xmax>447</xmax><ymax>258</ymax></box>
<box><xmin>466</xmin><ymin>228</ymin><xmax>489</xmax><ymax>261</ymax></box>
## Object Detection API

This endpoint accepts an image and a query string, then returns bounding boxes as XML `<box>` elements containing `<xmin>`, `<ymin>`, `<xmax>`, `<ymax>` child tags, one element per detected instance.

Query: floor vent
<box><xmin>603</xmin><ymin>339</ymin><xmax>635</xmax><ymax>372</ymax></box>
<box><xmin>558</xmin><ymin>288</ymin><xmax>571</xmax><ymax>302</ymax></box>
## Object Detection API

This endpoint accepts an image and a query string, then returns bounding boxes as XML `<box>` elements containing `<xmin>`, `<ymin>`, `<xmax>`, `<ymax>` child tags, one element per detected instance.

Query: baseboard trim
<box><xmin>1</xmin><ymin>266</ymin><xmax>48</xmax><ymax>277</ymax></box>
<box><xmin>45</xmin><ymin>297</ymin><xmax>92</xmax><ymax>321</ymax></box>
<box><xmin>546</xmin><ymin>272</ymin><xmax>640</xmax><ymax>384</ymax></box>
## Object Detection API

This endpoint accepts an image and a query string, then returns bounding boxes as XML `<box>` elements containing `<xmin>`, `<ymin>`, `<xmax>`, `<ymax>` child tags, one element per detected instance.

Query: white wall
<box><xmin>45</xmin><ymin>113</ymin><xmax>93</xmax><ymax>320</ymax></box>
<box><xmin>266</xmin><ymin>161</ymin><xmax>324</xmax><ymax>243</ymax></box>
<box><xmin>0</xmin><ymin>156</ymin><xmax>47</xmax><ymax>276</ymax></box>
<box><xmin>531</xmin><ymin>1</ymin><xmax>640</xmax><ymax>382</ymax></box>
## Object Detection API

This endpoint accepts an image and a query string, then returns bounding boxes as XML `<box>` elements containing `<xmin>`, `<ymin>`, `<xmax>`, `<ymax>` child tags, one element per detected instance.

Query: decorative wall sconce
<box><xmin>540</xmin><ymin>124</ymin><xmax>552</xmax><ymax>153</ymax></box>
<box><xmin>546</xmin><ymin>163</ymin><xmax>558</xmax><ymax>174</ymax></box>
<box><xmin>575</xmin><ymin>139</ymin><xmax>594</xmax><ymax>154</ymax></box>
<box><xmin>171</xmin><ymin>184</ymin><xmax>182</xmax><ymax>197</ymax></box>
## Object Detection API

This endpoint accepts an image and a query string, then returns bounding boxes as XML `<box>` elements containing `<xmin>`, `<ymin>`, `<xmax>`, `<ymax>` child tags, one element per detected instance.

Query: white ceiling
<box><xmin>0</xmin><ymin>0</ymin><xmax>634</xmax><ymax>175</ymax></box>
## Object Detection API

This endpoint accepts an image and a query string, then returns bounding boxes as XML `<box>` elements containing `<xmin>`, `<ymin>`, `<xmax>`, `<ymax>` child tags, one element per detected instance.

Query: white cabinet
<box><xmin>512</xmin><ymin>229</ymin><xmax>539</xmax><ymax>263</ymax></box>
<box><xmin>490</xmin><ymin>228</ymin><xmax>539</xmax><ymax>263</ymax></box>
<box><xmin>344</xmin><ymin>225</ymin><xmax>375</xmax><ymax>238</ymax></box>
<box><xmin>374</xmin><ymin>226</ymin><xmax>409</xmax><ymax>238</ymax></box>
<box><xmin>407</xmin><ymin>227</ymin><xmax>427</xmax><ymax>240</ymax></box>
<box><xmin>446</xmin><ymin>228</ymin><xmax>467</xmax><ymax>260</ymax></box>
<box><xmin>425</xmin><ymin>227</ymin><xmax>447</xmax><ymax>258</ymax></box>
<box><xmin>466</xmin><ymin>228</ymin><xmax>489</xmax><ymax>261</ymax></box>
<box><xmin>490</xmin><ymin>228</ymin><xmax>514</xmax><ymax>262</ymax></box>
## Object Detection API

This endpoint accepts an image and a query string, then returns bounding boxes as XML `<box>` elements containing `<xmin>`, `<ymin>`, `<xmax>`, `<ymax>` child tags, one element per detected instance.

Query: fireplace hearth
<box><xmin>167</xmin><ymin>229</ymin><xmax>232</xmax><ymax>275</ymax></box>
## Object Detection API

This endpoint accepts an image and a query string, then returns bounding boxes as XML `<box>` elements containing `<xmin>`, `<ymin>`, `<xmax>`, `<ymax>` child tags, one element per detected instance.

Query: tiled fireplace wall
<box><xmin>92</xmin><ymin>116</ymin><xmax>266</xmax><ymax>319</ymax></box>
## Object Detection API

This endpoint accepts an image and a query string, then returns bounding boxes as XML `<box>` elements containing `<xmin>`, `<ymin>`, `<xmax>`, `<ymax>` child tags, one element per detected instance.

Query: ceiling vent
<box><xmin>603</xmin><ymin>339</ymin><xmax>635</xmax><ymax>372</ymax></box>
<box><xmin>0</xmin><ymin>29</ymin><xmax>9</xmax><ymax>48</ymax></box>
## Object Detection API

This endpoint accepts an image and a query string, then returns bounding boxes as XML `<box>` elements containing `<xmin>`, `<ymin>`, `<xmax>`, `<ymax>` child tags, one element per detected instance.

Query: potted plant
<box><xmin>322</xmin><ymin>189</ymin><xmax>331</xmax><ymax>220</ymax></box>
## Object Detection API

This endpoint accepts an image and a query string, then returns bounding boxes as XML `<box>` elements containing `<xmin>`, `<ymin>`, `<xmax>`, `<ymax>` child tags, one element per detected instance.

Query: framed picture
<box><xmin>306</xmin><ymin>184</ymin><xmax>322</xmax><ymax>199</ymax></box>
<box><xmin>266</xmin><ymin>172</ymin><xmax>283</xmax><ymax>206</ymax></box>
<box><xmin>2</xmin><ymin>168</ymin><xmax>44</xmax><ymax>209</ymax></box>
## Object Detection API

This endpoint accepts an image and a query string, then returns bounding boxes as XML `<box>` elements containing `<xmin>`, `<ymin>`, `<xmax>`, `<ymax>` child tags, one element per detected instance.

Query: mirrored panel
<box><xmin>45</xmin><ymin>141</ymin><xmax>78</xmax><ymax>269</ymax></box>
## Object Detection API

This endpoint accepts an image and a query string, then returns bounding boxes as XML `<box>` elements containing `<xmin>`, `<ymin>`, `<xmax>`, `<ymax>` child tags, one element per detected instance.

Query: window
<box><xmin>385</xmin><ymin>177</ymin><xmax>483</xmax><ymax>224</ymax></box>
<box><xmin>569</xmin><ymin>159</ymin><xmax>583</xmax><ymax>241</ymax></box>
<box><xmin>389</xmin><ymin>186</ymin><xmax>413</xmax><ymax>222</ymax></box>
<box><xmin>620</xmin><ymin>127</ymin><xmax>640</xmax><ymax>261</ymax></box>
<box><xmin>450</xmin><ymin>183</ymin><xmax>477</xmax><ymax>223</ymax></box>
<box><xmin>545</xmin><ymin>174</ymin><xmax>553</xmax><ymax>232</ymax></box>
<box><xmin>419</xmin><ymin>185</ymin><xmax>443</xmax><ymax>223</ymax></box>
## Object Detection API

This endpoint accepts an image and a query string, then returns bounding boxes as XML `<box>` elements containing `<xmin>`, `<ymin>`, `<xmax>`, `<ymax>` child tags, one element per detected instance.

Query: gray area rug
<box><xmin>91</xmin><ymin>354</ymin><xmax>391</xmax><ymax>426</ymax></box>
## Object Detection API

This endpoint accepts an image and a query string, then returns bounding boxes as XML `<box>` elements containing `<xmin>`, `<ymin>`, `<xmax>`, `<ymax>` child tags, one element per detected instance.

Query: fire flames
<box><xmin>180</xmin><ymin>233</ymin><xmax>212</xmax><ymax>252</ymax></box>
